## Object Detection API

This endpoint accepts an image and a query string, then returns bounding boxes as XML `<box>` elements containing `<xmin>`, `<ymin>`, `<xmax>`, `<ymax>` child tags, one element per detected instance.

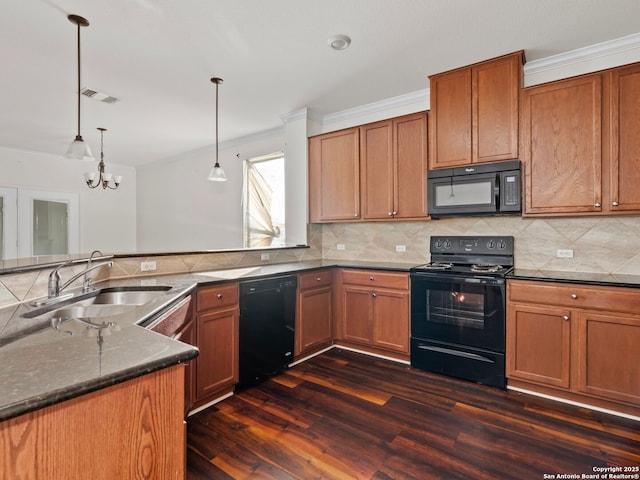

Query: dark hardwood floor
<box><xmin>186</xmin><ymin>348</ymin><xmax>640</xmax><ymax>479</ymax></box>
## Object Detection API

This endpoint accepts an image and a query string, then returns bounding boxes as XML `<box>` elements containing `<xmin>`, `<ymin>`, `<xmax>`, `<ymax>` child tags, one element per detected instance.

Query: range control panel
<box><xmin>430</xmin><ymin>236</ymin><xmax>514</xmax><ymax>255</ymax></box>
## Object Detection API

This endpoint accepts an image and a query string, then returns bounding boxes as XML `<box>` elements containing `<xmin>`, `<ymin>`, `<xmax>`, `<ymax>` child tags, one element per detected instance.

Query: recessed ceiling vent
<box><xmin>81</xmin><ymin>87</ymin><xmax>118</xmax><ymax>104</ymax></box>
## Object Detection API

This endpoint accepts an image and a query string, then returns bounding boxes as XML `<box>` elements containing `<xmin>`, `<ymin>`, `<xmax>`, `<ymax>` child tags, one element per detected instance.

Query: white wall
<box><xmin>0</xmin><ymin>146</ymin><xmax>136</xmax><ymax>255</ymax></box>
<box><xmin>136</xmin><ymin>130</ymin><xmax>286</xmax><ymax>252</ymax></box>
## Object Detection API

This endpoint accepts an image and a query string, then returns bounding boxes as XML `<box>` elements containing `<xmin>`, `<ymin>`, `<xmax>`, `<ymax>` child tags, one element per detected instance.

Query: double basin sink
<box><xmin>21</xmin><ymin>286</ymin><xmax>172</xmax><ymax>325</ymax></box>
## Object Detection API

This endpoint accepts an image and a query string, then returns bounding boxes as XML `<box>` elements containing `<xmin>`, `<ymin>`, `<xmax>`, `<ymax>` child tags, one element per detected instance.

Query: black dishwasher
<box><xmin>238</xmin><ymin>275</ymin><xmax>297</xmax><ymax>388</ymax></box>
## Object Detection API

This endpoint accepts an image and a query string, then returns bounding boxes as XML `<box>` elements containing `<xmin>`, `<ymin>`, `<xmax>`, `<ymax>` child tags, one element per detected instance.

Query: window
<box><xmin>243</xmin><ymin>152</ymin><xmax>285</xmax><ymax>248</ymax></box>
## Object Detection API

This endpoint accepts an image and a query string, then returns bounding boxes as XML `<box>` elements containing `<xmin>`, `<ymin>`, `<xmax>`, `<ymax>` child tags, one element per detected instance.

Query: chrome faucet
<box><xmin>47</xmin><ymin>252</ymin><xmax>113</xmax><ymax>299</ymax></box>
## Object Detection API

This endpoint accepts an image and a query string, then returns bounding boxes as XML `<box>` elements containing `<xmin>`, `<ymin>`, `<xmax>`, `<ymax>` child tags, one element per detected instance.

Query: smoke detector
<box><xmin>328</xmin><ymin>35</ymin><xmax>351</xmax><ymax>51</ymax></box>
<box><xmin>81</xmin><ymin>87</ymin><xmax>118</xmax><ymax>104</ymax></box>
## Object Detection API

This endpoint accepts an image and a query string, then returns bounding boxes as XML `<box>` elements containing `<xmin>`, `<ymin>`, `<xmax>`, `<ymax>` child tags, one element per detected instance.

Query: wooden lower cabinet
<box><xmin>336</xmin><ymin>269</ymin><xmax>410</xmax><ymax>359</ymax></box>
<box><xmin>193</xmin><ymin>283</ymin><xmax>239</xmax><ymax>409</ymax></box>
<box><xmin>0</xmin><ymin>366</ymin><xmax>186</xmax><ymax>480</ymax></box>
<box><xmin>295</xmin><ymin>270</ymin><xmax>333</xmax><ymax>358</ymax></box>
<box><xmin>507</xmin><ymin>280</ymin><xmax>640</xmax><ymax>416</ymax></box>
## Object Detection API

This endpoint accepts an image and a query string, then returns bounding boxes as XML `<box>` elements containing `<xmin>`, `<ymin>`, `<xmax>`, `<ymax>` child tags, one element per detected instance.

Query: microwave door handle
<box><xmin>495</xmin><ymin>173</ymin><xmax>500</xmax><ymax>207</ymax></box>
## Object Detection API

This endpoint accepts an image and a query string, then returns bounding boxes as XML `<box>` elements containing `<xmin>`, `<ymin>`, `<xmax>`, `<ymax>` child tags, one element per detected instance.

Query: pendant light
<box><xmin>207</xmin><ymin>77</ymin><xmax>227</xmax><ymax>182</ymax></box>
<box><xmin>84</xmin><ymin>128</ymin><xmax>122</xmax><ymax>189</ymax></box>
<box><xmin>65</xmin><ymin>14</ymin><xmax>94</xmax><ymax>161</ymax></box>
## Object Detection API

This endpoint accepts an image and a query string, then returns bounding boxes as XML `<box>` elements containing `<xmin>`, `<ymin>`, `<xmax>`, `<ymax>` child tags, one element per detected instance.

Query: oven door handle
<box><xmin>417</xmin><ymin>345</ymin><xmax>495</xmax><ymax>363</ymax></box>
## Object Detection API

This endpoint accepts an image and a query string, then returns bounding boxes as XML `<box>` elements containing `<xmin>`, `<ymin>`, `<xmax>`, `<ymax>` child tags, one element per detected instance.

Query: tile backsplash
<box><xmin>320</xmin><ymin>215</ymin><xmax>640</xmax><ymax>274</ymax></box>
<box><xmin>2</xmin><ymin>216</ymin><xmax>640</xmax><ymax>309</ymax></box>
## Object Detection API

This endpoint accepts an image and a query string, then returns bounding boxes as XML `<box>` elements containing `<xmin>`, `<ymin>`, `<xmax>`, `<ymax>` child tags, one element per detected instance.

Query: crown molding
<box><xmin>322</xmin><ymin>89</ymin><xmax>429</xmax><ymax>129</ymax></box>
<box><xmin>524</xmin><ymin>32</ymin><xmax>640</xmax><ymax>86</ymax></box>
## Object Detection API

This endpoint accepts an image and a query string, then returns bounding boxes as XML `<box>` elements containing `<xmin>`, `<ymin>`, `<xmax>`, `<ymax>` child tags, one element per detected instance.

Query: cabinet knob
<box><xmin>571</xmin><ymin>293</ymin><xmax>577</xmax><ymax>300</ymax></box>
<box><xmin>372</xmin><ymin>292</ymin><xmax>377</xmax><ymax>297</ymax></box>
<box><xmin>563</xmin><ymin>315</ymin><xmax>570</xmax><ymax>321</ymax></box>
<box><xmin>217</xmin><ymin>293</ymin><xmax>223</xmax><ymax>299</ymax></box>
<box><xmin>595</xmin><ymin>202</ymin><xmax>601</xmax><ymax>208</ymax></box>
<box><xmin>369</xmin><ymin>276</ymin><xmax>374</xmax><ymax>281</ymax></box>
<box><xmin>388</xmin><ymin>212</ymin><xmax>393</xmax><ymax>216</ymax></box>
<box><xmin>612</xmin><ymin>201</ymin><xmax>619</xmax><ymax>206</ymax></box>
<box><xmin>354</xmin><ymin>213</ymin><xmax>358</xmax><ymax>217</ymax></box>
<box><xmin>392</xmin><ymin>211</ymin><xmax>397</xmax><ymax>216</ymax></box>
<box><xmin>316</xmin><ymin>277</ymin><xmax>321</xmax><ymax>281</ymax></box>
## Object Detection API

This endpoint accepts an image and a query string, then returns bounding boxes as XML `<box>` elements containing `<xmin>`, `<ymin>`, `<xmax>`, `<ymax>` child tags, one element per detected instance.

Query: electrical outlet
<box><xmin>337</xmin><ymin>244</ymin><xmax>346</xmax><ymax>251</ymax></box>
<box><xmin>395</xmin><ymin>245</ymin><xmax>406</xmax><ymax>252</ymax></box>
<box><xmin>140</xmin><ymin>261</ymin><xmax>157</xmax><ymax>272</ymax></box>
<box><xmin>261</xmin><ymin>253</ymin><xmax>270</xmax><ymax>261</ymax></box>
<box><xmin>556</xmin><ymin>249</ymin><xmax>574</xmax><ymax>258</ymax></box>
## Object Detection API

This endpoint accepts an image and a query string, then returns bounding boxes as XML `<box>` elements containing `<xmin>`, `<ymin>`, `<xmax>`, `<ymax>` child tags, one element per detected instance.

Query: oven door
<box><xmin>410</xmin><ymin>272</ymin><xmax>505</xmax><ymax>352</ymax></box>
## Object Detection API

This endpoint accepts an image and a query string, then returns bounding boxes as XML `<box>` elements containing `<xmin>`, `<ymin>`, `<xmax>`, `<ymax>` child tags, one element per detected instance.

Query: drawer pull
<box><xmin>369</xmin><ymin>276</ymin><xmax>374</xmax><ymax>281</ymax></box>
<box><xmin>571</xmin><ymin>294</ymin><xmax>577</xmax><ymax>300</ymax></box>
<box><xmin>563</xmin><ymin>315</ymin><xmax>570</xmax><ymax>321</ymax></box>
<box><xmin>316</xmin><ymin>277</ymin><xmax>321</xmax><ymax>281</ymax></box>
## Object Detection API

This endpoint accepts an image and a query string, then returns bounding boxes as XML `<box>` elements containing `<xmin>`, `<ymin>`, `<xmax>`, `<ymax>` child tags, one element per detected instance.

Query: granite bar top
<box><xmin>5</xmin><ymin>259</ymin><xmax>637</xmax><ymax>423</ymax></box>
<box><xmin>0</xmin><ymin>259</ymin><xmax>415</xmax><ymax>423</ymax></box>
<box><xmin>509</xmin><ymin>269</ymin><xmax>640</xmax><ymax>288</ymax></box>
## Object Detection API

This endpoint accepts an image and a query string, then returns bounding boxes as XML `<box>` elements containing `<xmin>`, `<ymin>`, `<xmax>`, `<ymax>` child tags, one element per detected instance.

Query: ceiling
<box><xmin>2</xmin><ymin>0</ymin><xmax>640</xmax><ymax>167</ymax></box>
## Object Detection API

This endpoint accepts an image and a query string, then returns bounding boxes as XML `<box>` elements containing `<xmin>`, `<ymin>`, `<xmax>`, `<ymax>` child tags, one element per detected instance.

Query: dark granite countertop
<box><xmin>508</xmin><ymin>269</ymin><xmax>640</xmax><ymax>288</ymax></box>
<box><xmin>7</xmin><ymin>259</ymin><xmax>636</xmax><ymax>423</ymax></box>
<box><xmin>0</xmin><ymin>259</ymin><xmax>415</xmax><ymax>422</ymax></box>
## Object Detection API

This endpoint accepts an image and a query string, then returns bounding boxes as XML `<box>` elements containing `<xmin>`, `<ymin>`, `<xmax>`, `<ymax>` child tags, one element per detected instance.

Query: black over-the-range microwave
<box><xmin>427</xmin><ymin>159</ymin><xmax>521</xmax><ymax>218</ymax></box>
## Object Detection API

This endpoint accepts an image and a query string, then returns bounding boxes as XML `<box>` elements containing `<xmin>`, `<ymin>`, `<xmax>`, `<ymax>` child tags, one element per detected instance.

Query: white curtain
<box><xmin>244</xmin><ymin>160</ymin><xmax>280</xmax><ymax>247</ymax></box>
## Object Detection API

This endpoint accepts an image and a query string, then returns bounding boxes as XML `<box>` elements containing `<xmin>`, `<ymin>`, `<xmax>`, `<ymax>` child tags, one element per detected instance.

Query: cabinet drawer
<box><xmin>508</xmin><ymin>280</ymin><xmax>640</xmax><ymax>314</ymax></box>
<box><xmin>197</xmin><ymin>283</ymin><xmax>238</xmax><ymax>311</ymax></box>
<box><xmin>341</xmin><ymin>269</ymin><xmax>409</xmax><ymax>290</ymax></box>
<box><xmin>299</xmin><ymin>270</ymin><xmax>333</xmax><ymax>290</ymax></box>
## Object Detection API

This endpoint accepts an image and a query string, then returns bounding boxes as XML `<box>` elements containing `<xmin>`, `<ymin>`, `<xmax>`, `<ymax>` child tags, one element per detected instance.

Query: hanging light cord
<box><xmin>75</xmin><ymin>19</ymin><xmax>82</xmax><ymax>139</ymax></box>
<box><xmin>214</xmin><ymin>79</ymin><xmax>220</xmax><ymax>167</ymax></box>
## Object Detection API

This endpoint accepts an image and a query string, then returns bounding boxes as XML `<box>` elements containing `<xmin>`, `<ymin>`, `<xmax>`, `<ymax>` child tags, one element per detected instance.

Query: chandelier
<box><xmin>84</xmin><ymin>128</ymin><xmax>122</xmax><ymax>189</ymax></box>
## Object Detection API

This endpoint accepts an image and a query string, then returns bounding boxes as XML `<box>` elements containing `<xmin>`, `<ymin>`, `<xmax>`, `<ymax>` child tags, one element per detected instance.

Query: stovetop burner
<box><xmin>421</xmin><ymin>262</ymin><xmax>453</xmax><ymax>270</ymax></box>
<box><xmin>411</xmin><ymin>235</ymin><xmax>515</xmax><ymax>278</ymax></box>
<box><xmin>470</xmin><ymin>264</ymin><xmax>503</xmax><ymax>273</ymax></box>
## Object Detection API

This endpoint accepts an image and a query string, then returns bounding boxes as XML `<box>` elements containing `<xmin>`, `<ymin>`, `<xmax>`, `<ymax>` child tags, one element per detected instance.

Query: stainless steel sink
<box><xmin>22</xmin><ymin>286</ymin><xmax>172</xmax><ymax>319</ymax></box>
<box><xmin>34</xmin><ymin>304</ymin><xmax>137</xmax><ymax>321</ymax></box>
<box><xmin>79</xmin><ymin>288</ymin><xmax>171</xmax><ymax>306</ymax></box>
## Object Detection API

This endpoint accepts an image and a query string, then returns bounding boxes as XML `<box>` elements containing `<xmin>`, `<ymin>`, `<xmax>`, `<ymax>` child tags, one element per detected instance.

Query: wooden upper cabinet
<box><xmin>430</xmin><ymin>67</ymin><xmax>472</xmax><ymax>167</ymax></box>
<box><xmin>472</xmin><ymin>53</ymin><xmax>521</xmax><ymax>162</ymax></box>
<box><xmin>430</xmin><ymin>51</ymin><xmax>522</xmax><ymax>169</ymax></box>
<box><xmin>521</xmin><ymin>73</ymin><xmax>603</xmax><ymax>215</ymax></box>
<box><xmin>309</xmin><ymin>127</ymin><xmax>360</xmax><ymax>222</ymax></box>
<box><xmin>360</xmin><ymin>121</ymin><xmax>394</xmax><ymax>219</ymax></box>
<box><xmin>609</xmin><ymin>63</ymin><xmax>640</xmax><ymax>212</ymax></box>
<box><xmin>309</xmin><ymin>112</ymin><xmax>428</xmax><ymax>223</ymax></box>
<box><xmin>394</xmin><ymin>112</ymin><xmax>429</xmax><ymax>219</ymax></box>
<box><xmin>360</xmin><ymin>112</ymin><xmax>428</xmax><ymax>220</ymax></box>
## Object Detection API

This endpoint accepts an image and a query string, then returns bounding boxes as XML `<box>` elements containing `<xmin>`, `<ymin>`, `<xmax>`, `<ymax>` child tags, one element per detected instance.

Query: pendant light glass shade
<box><xmin>208</xmin><ymin>163</ymin><xmax>227</xmax><ymax>181</ymax></box>
<box><xmin>66</xmin><ymin>135</ymin><xmax>93</xmax><ymax>160</ymax></box>
<box><xmin>208</xmin><ymin>77</ymin><xmax>227</xmax><ymax>182</ymax></box>
<box><xmin>65</xmin><ymin>14</ymin><xmax>94</xmax><ymax>161</ymax></box>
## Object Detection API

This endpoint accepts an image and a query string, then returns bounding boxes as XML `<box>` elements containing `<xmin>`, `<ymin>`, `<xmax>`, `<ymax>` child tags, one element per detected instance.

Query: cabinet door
<box><xmin>430</xmin><ymin>67</ymin><xmax>472</xmax><ymax>168</ymax></box>
<box><xmin>610</xmin><ymin>63</ymin><xmax>640</xmax><ymax>213</ymax></box>
<box><xmin>195</xmin><ymin>307</ymin><xmax>239</xmax><ymax>400</ymax></box>
<box><xmin>394</xmin><ymin>112</ymin><xmax>429</xmax><ymax>219</ymax></box>
<box><xmin>576</xmin><ymin>312</ymin><xmax>640</xmax><ymax>405</ymax></box>
<box><xmin>507</xmin><ymin>303</ymin><xmax>571</xmax><ymax>388</ymax></box>
<box><xmin>341</xmin><ymin>286</ymin><xmax>373</xmax><ymax>345</ymax></box>
<box><xmin>522</xmin><ymin>74</ymin><xmax>603</xmax><ymax>215</ymax></box>
<box><xmin>176</xmin><ymin>318</ymin><xmax>196</xmax><ymax>414</ymax></box>
<box><xmin>296</xmin><ymin>286</ymin><xmax>332</xmax><ymax>356</ymax></box>
<box><xmin>472</xmin><ymin>53</ymin><xmax>520</xmax><ymax>163</ymax></box>
<box><xmin>361</xmin><ymin>120</ymin><xmax>394</xmax><ymax>219</ymax></box>
<box><xmin>309</xmin><ymin>128</ymin><xmax>360</xmax><ymax>222</ymax></box>
<box><xmin>372</xmin><ymin>289</ymin><xmax>409</xmax><ymax>354</ymax></box>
